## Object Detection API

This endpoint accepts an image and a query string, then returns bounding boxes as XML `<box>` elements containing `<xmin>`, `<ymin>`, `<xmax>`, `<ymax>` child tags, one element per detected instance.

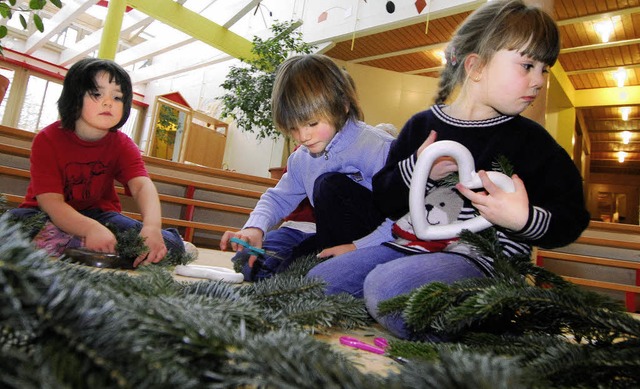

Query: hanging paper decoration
<box><xmin>97</xmin><ymin>0</ymin><xmax>133</xmax><ymax>12</ymax></box>
<box><xmin>415</xmin><ymin>0</ymin><xmax>427</xmax><ymax>14</ymax></box>
<box><xmin>317</xmin><ymin>6</ymin><xmax>351</xmax><ymax>23</ymax></box>
<box><xmin>386</xmin><ymin>1</ymin><xmax>395</xmax><ymax>13</ymax></box>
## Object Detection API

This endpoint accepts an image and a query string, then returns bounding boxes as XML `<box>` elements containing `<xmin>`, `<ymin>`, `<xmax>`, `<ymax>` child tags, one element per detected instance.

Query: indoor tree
<box><xmin>219</xmin><ymin>20</ymin><xmax>315</xmax><ymax>143</ymax></box>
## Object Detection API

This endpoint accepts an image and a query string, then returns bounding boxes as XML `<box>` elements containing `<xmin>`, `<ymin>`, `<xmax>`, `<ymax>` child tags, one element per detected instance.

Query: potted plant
<box><xmin>219</xmin><ymin>20</ymin><xmax>314</xmax><ymax>176</ymax></box>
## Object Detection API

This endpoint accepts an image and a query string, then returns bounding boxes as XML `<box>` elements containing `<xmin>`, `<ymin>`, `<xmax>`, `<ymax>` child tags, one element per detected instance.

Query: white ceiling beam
<box><xmin>25</xmin><ymin>0</ymin><xmax>100</xmax><ymax>54</ymax></box>
<box><xmin>116</xmin><ymin>33</ymin><xmax>194</xmax><ymax>67</ymax></box>
<box><xmin>223</xmin><ymin>0</ymin><xmax>261</xmax><ymax>29</ymax></box>
<box><xmin>126</xmin><ymin>0</ymin><xmax>259</xmax><ymax>82</ymax></box>
<box><xmin>58</xmin><ymin>13</ymin><xmax>152</xmax><ymax>66</ymax></box>
<box><xmin>125</xmin><ymin>0</ymin><xmax>254</xmax><ymax>60</ymax></box>
<box><xmin>130</xmin><ymin>53</ymin><xmax>233</xmax><ymax>85</ymax></box>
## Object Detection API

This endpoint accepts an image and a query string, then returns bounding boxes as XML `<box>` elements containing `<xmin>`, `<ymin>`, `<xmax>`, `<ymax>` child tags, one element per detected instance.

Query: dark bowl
<box><xmin>62</xmin><ymin>248</ymin><xmax>134</xmax><ymax>269</ymax></box>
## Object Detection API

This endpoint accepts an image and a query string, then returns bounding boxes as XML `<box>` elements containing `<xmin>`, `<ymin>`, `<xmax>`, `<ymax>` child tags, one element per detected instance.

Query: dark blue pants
<box><xmin>234</xmin><ymin>172</ymin><xmax>385</xmax><ymax>281</ymax></box>
<box><xmin>8</xmin><ymin>207</ymin><xmax>185</xmax><ymax>255</ymax></box>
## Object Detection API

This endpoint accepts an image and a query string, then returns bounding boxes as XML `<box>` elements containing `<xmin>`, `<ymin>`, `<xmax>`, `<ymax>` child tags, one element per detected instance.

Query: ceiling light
<box><xmin>613</xmin><ymin>68</ymin><xmax>627</xmax><ymax>88</ymax></box>
<box><xmin>620</xmin><ymin>106</ymin><xmax>631</xmax><ymax>121</ymax></box>
<box><xmin>618</xmin><ymin>151</ymin><xmax>626</xmax><ymax>163</ymax></box>
<box><xmin>594</xmin><ymin>19</ymin><xmax>614</xmax><ymax>43</ymax></box>
<box><xmin>621</xmin><ymin>131</ymin><xmax>632</xmax><ymax>145</ymax></box>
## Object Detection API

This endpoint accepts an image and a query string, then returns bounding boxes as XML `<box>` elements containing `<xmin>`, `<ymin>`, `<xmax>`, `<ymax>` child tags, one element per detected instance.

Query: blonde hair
<box><xmin>271</xmin><ymin>54</ymin><xmax>363</xmax><ymax>136</ymax></box>
<box><xmin>435</xmin><ymin>0</ymin><xmax>560</xmax><ymax>104</ymax></box>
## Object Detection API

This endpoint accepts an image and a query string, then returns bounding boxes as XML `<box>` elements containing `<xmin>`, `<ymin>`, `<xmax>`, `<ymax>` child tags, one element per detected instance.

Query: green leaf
<box><xmin>0</xmin><ymin>25</ymin><xmax>7</xmax><ymax>39</ymax></box>
<box><xmin>0</xmin><ymin>3</ymin><xmax>10</xmax><ymax>18</ymax></box>
<box><xmin>29</xmin><ymin>0</ymin><xmax>46</xmax><ymax>11</ymax></box>
<box><xmin>33</xmin><ymin>13</ymin><xmax>44</xmax><ymax>32</ymax></box>
<box><xmin>50</xmin><ymin>0</ymin><xmax>63</xmax><ymax>9</ymax></box>
<box><xmin>18</xmin><ymin>14</ymin><xmax>26</xmax><ymax>30</ymax></box>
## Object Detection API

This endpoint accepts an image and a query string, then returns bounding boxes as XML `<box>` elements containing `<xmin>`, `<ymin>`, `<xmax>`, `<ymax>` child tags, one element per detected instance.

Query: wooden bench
<box><xmin>0</xmin><ymin>131</ymin><xmax>277</xmax><ymax>248</ymax></box>
<box><xmin>535</xmin><ymin>221</ymin><xmax>640</xmax><ymax>312</ymax></box>
<box><xmin>0</xmin><ymin>163</ymin><xmax>265</xmax><ymax>245</ymax></box>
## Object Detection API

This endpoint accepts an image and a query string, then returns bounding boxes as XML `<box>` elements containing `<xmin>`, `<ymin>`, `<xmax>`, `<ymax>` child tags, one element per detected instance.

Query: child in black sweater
<box><xmin>307</xmin><ymin>0</ymin><xmax>590</xmax><ymax>339</ymax></box>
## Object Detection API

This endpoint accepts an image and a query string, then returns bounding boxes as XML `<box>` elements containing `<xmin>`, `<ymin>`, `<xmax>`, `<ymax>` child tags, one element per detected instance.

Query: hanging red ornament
<box><xmin>415</xmin><ymin>0</ymin><xmax>427</xmax><ymax>14</ymax></box>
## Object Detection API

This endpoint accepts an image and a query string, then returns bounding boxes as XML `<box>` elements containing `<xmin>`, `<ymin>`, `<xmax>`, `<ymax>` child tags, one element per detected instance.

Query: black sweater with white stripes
<box><xmin>373</xmin><ymin>105</ymin><xmax>590</xmax><ymax>270</ymax></box>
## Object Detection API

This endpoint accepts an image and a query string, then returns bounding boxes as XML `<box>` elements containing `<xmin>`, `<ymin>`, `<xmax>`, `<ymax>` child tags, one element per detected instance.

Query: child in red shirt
<box><xmin>9</xmin><ymin>58</ymin><xmax>187</xmax><ymax>267</ymax></box>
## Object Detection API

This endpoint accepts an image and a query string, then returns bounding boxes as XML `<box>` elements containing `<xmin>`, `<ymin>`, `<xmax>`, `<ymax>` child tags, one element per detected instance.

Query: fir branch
<box><xmin>384</xmin><ymin>338</ymin><xmax>440</xmax><ymax>361</ymax></box>
<box><xmin>492</xmin><ymin>155</ymin><xmax>514</xmax><ymax>176</ymax></box>
<box><xmin>386</xmin><ymin>348</ymin><xmax>533</xmax><ymax>389</ymax></box>
<box><xmin>3</xmin><ymin>214</ymin><xmax>640</xmax><ymax>388</ymax></box>
<box><xmin>243</xmin><ymin>273</ymin><xmax>370</xmax><ymax>330</ymax></box>
<box><xmin>402</xmin><ymin>282</ymin><xmax>459</xmax><ymax>333</ymax></box>
<box><xmin>436</xmin><ymin>172</ymin><xmax>460</xmax><ymax>188</ymax></box>
<box><xmin>281</xmin><ymin>252</ymin><xmax>324</xmax><ymax>277</ymax></box>
<box><xmin>458</xmin><ymin>228</ymin><xmax>505</xmax><ymax>261</ymax></box>
<box><xmin>224</xmin><ymin>330</ymin><xmax>385</xmax><ymax>389</ymax></box>
<box><xmin>377</xmin><ymin>293</ymin><xmax>411</xmax><ymax>316</ymax></box>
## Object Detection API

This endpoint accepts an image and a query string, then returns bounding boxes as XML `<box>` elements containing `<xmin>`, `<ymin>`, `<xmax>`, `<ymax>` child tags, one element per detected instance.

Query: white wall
<box><xmin>141</xmin><ymin>59</ymin><xmax>440</xmax><ymax>178</ymax></box>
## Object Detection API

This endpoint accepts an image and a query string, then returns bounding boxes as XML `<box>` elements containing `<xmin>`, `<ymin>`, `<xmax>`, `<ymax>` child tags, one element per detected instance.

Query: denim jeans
<box><xmin>237</xmin><ymin>172</ymin><xmax>385</xmax><ymax>282</ymax></box>
<box><xmin>8</xmin><ymin>207</ymin><xmax>185</xmax><ymax>255</ymax></box>
<box><xmin>233</xmin><ymin>226</ymin><xmax>316</xmax><ymax>281</ymax></box>
<box><xmin>306</xmin><ymin>244</ymin><xmax>486</xmax><ymax>339</ymax></box>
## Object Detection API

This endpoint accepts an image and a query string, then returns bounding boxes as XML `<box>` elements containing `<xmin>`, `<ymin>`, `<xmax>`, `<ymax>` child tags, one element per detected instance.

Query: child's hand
<box><xmin>317</xmin><ymin>243</ymin><xmax>356</xmax><ymax>259</ymax></box>
<box><xmin>84</xmin><ymin>223</ymin><xmax>118</xmax><ymax>254</ymax></box>
<box><xmin>220</xmin><ymin>228</ymin><xmax>264</xmax><ymax>267</ymax></box>
<box><xmin>417</xmin><ymin>130</ymin><xmax>458</xmax><ymax>181</ymax></box>
<box><xmin>134</xmin><ymin>225</ymin><xmax>167</xmax><ymax>267</ymax></box>
<box><xmin>456</xmin><ymin>171</ymin><xmax>529</xmax><ymax>231</ymax></box>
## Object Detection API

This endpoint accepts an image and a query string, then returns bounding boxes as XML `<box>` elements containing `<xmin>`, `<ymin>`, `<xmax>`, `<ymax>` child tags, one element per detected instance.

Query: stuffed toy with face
<box><xmin>391</xmin><ymin>186</ymin><xmax>464</xmax><ymax>251</ymax></box>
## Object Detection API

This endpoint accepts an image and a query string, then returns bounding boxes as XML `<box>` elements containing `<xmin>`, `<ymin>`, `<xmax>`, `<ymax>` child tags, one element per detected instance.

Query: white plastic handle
<box><xmin>175</xmin><ymin>264</ymin><xmax>244</xmax><ymax>283</ymax></box>
<box><xmin>409</xmin><ymin>140</ymin><xmax>515</xmax><ymax>240</ymax></box>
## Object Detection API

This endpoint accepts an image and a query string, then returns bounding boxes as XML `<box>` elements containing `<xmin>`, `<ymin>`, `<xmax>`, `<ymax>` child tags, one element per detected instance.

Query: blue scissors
<box><xmin>230</xmin><ymin>237</ymin><xmax>267</xmax><ymax>256</ymax></box>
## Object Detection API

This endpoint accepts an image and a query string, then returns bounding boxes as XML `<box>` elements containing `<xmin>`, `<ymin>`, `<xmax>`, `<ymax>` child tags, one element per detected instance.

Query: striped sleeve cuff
<box><xmin>399</xmin><ymin>154</ymin><xmax>417</xmax><ymax>188</ymax></box>
<box><xmin>512</xmin><ymin>205</ymin><xmax>551</xmax><ymax>240</ymax></box>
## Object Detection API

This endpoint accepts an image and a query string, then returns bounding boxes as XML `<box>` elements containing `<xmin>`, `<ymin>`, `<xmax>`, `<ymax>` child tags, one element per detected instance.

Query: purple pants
<box><xmin>307</xmin><ymin>245</ymin><xmax>485</xmax><ymax>339</ymax></box>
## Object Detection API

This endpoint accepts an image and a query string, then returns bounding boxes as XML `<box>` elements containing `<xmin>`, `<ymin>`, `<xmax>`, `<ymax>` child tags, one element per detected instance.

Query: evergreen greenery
<box><xmin>219</xmin><ymin>20</ymin><xmax>315</xmax><ymax>141</ymax></box>
<box><xmin>1</xmin><ymin>214</ymin><xmax>639</xmax><ymax>388</ymax></box>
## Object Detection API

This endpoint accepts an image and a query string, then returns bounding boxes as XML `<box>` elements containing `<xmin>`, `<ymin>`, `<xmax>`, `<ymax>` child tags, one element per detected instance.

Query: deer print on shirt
<box><xmin>63</xmin><ymin>161</ymin><xmax>108</xmax><ymax>201</ymax></box>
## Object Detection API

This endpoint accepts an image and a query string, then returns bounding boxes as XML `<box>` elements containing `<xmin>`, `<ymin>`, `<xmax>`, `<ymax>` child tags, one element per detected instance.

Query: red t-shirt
<box><xmin>20</xmin><ymin>121</ymin><xmax>148</xmax><ymax>212</ymax></box>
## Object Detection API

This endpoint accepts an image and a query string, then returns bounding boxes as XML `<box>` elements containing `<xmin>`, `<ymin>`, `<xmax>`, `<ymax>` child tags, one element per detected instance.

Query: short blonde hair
<box><xmin>271</xmin><ymin>54</ymin><xmax>363</xmax><ymax>136</ymax></box>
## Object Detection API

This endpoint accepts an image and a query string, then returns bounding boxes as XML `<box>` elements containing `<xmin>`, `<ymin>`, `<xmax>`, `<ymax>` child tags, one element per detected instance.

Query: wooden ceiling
<box><xmin>325</xmin><ymin>0</ymin><xmax>640</xmax><ymax>176</ymax></box>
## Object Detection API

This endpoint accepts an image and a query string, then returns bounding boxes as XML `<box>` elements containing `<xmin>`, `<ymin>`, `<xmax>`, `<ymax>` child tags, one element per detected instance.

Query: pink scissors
<box><xmin>339</xmin><ymin>336</ymin><xmax>388</xmax><ymax>355</ymax></box>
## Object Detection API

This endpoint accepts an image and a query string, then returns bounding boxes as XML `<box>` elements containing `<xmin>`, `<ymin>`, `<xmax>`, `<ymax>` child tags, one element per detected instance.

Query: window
<box><xmin>18</xmin><ymin>75</ymin><xmax>63</xmax><ymax>132</ymax></box>
<box><xmin>120</xmin><ymin>106</ymin><xmax>140</xmax><ymax>139</ymax></box>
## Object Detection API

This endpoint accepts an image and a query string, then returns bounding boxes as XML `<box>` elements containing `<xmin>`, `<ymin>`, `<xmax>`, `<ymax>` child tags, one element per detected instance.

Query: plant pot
<box><xmin>0</xmin><ymin>74</ymin><xmax>9</xmax><ymax>104</ymax></box>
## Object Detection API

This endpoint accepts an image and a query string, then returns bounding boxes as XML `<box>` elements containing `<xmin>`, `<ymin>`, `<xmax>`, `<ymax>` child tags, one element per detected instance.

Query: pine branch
<box><xmin>385</xmin><ymin>348</ymin><xmax>534</xmax><ymax>389</ymax></box>
<box><xmin>492</xmin><ymin>155</ymin><xmax>514</xmax><ymax>176</ymax></box>
<box><xmin>280</xmin><ymin>252</ymin><xmax>324</xmax><ymax>277</ymax></box>
<box><xmin>3</xmin><ymin>214</ymin><xmax>640</xmax><ymax>388</ymax></box>
<box><xmin>224</xmin><ymin>330</ymin><xmax>386</xmax><ymax>389</ymax></box>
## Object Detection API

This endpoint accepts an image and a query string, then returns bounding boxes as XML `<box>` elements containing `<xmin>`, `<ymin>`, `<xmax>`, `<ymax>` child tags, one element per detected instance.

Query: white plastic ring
<box><xmin>175</xmin><ymin>264</ymin><xmax>244</xmax><ymax>283</ymax></box>
<box><xmin>409</xmin><ymin>140</ymin><xmax>515</xmax><ymax>240</ymax></box>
